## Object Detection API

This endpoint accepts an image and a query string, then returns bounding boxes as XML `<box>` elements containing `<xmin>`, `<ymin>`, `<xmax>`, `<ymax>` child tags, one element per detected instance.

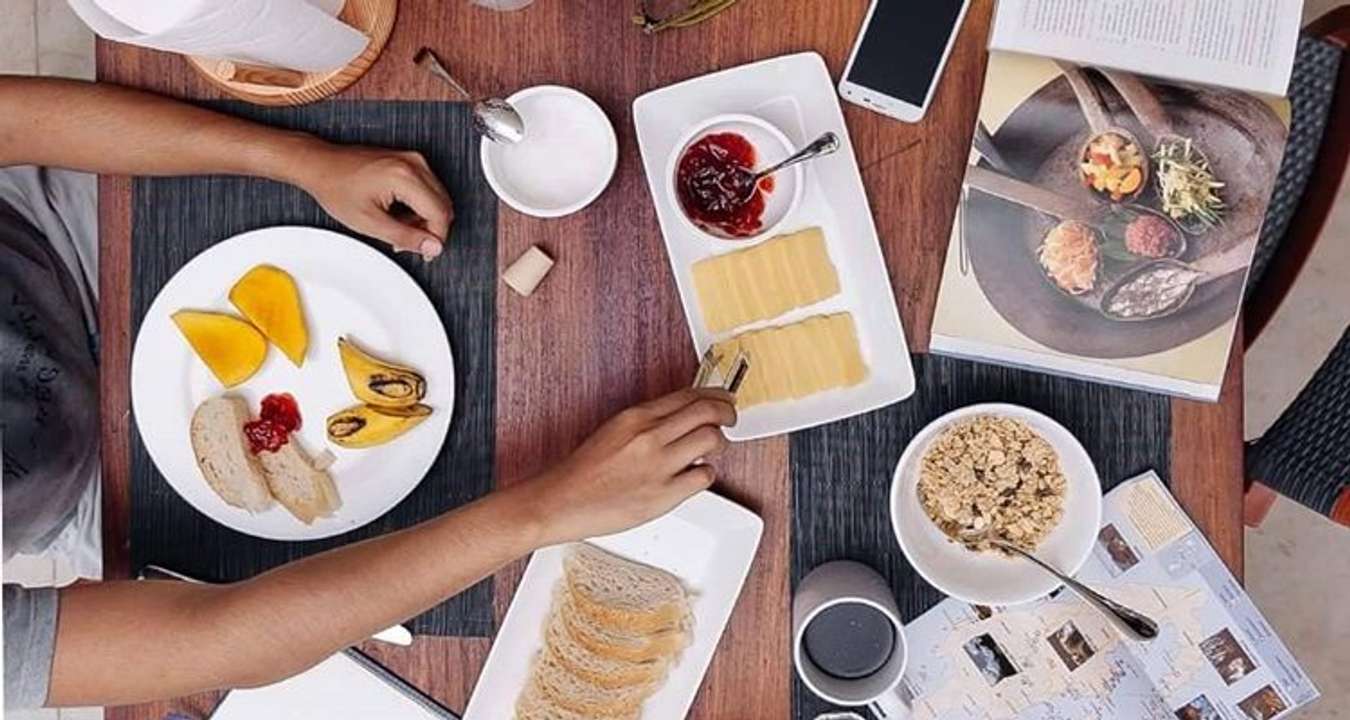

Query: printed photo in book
<box><xmin>930</xmin><ymin>52</ymin><xmax>1290</xmax><ymax>400</ymax></box>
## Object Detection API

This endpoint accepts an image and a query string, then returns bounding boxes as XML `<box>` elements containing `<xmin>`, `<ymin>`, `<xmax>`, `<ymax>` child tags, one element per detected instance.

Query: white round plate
<box><xmin>481</xmin><ymin>85</ymin><xmax>618</xmax><ymax>218</ymax></box>
<box><xmin>131</xmin><ymin>227</ymin><xmax>454</xmax><ymax>541</ymax></box>
<box><xmin>890</xmin><ymin>403</ymin><xmax>1103</xmax><ymax>606</ymax></box>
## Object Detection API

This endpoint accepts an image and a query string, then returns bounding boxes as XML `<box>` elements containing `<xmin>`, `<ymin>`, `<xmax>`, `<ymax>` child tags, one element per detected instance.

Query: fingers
<box><xmin>653</xmin><ymin>395</ymin><xmax>736</xmax><ymax>446</ymax></box>
<box><xmin>663</xmin><ymin>426</ymin><xmax>728</xmax><ymax>472</ymax></box>
<box><xmin>363</xmin><ymin>208</ymin><xmax>443</xmax><ymax>258</ymax></box>
<box><xmin>634</xmin><ymin>387</ymin><xmax>734</xmax><ymax>422</ymax></box>
<box><xmin>669</xmin><ymin>464</ymin><xmax>717</xmax><ymax>495</ymax></box>
<box><xmin>386</xmin><ymin>156</ymin><xmax>452</xmax><ymax>260</ymax></box>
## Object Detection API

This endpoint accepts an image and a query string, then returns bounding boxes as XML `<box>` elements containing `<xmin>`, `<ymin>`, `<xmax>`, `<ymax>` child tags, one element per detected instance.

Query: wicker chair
<box><xmin>1244</xmin><ymin>6</ymin><xmax>1350</xmax><ymax>528</ymax></box>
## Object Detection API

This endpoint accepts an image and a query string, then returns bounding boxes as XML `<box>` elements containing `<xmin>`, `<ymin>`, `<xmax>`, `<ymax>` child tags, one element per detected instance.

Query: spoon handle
<box><xmin>757</xmin><ymin>132</ymin><xmax>840</xmax><ymax>179</ymax></box>
<box><xmin>1007</xmin><ymin>545</ymin><xmax>1160</xmax><ymax>642</ymax></box>
<box><xmin>1055</xmin><ymin>60</ymin><xmax>1114</xmax><ymax>136</ymax></box>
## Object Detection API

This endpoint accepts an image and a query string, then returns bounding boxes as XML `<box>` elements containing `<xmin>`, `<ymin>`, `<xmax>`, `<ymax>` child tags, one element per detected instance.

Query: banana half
<box><xmin>337</xmin><ymin>337</ymin><xmax>427</xmax><ymax>408</ymax></box>
<box><xmin>327</xmin><ymin>404</ymin><xmax>433</xmax><ymax>449</ymax></box>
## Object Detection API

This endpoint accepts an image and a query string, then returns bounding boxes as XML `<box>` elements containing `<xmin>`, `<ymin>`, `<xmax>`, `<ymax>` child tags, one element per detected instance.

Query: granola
<box><xmin>917</xmin><ymin>416</ymin><xmax>1067</xmax><ymax>553</ymax></box>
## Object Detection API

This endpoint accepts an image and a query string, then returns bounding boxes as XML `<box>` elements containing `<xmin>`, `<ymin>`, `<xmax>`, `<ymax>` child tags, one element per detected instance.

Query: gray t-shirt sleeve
<box><xmin>3</xmin><ymin>584</ymin><xmax>59</xmax><ymax>709</ymax></box>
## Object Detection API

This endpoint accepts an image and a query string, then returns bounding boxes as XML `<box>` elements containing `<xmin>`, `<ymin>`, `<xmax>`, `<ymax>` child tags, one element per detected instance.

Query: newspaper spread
<box><xmin>895</xmin><ymin>471</ymin><xmax>1319</xmax><ymax>720</ymax></box>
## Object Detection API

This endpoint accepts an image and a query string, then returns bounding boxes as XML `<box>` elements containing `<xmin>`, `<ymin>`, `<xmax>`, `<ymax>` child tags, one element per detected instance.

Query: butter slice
<box><xmin>712</xmin><ymin>313</ymin><xmax>868</xmax><ymax>409</ymax></box>
<box><xmin>691</xmin><ymin>227</ymin><xmax>840</xmax><ymax>334</ymax></box>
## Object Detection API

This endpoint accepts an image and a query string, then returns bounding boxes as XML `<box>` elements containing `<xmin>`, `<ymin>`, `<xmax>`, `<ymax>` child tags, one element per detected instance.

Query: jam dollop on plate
<box><xmin>244</xmin><ymin>392</ymin><xmax>302</xmax><ymax>454</ymax></box>
<box><xmin>675</xmin><ymin>132</ymin><xmax>774</xmax><ymax>239</ymax></box>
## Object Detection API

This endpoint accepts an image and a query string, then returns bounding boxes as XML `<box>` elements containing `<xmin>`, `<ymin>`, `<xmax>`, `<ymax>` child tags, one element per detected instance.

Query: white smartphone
<box><xmin>839</xmin><ymin>0</ymin><xmax>972</xmax><ymax>123</ymax></box>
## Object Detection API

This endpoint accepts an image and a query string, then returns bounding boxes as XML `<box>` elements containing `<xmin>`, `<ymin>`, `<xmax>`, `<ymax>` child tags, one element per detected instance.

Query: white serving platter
<box><xmin>634</xmin><ymin>51</ymin><xmax>916</xmax><ymax>440</ymax></box>
<box><xmin>131</xmin><ymin>226</ymin><xmax>453</xmax><ymax>541</ymax></box>
<box><xmin>463</xmin><ymin>491</ymin><xmax>763</xmax><ymax>720</ymax></box>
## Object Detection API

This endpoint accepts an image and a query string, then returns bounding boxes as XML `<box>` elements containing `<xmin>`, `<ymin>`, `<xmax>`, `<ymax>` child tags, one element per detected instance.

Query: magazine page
<box><xmin>892</xmin><ymin>472</ymin><xmax>1320</xmax><ymax>720</ymax></box>
<box><xmin>930</xmin><ymin>52</ymin><xmax>1290</xmax><ymax>400</ymax></box>
<box><xmin>989</xmin><ymin>0</ymin><xmax>1303</xmax><ymax>97</ymax></box>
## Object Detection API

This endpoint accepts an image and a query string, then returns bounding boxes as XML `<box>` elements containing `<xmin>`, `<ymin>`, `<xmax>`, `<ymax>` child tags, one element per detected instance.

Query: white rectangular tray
<box><xmin>462</xmin><ymin>491</ymin><xmax>763</xmax><ymax>720</ymax></box>
<box><xmin>633</xmin><ymin>51</ymin><xmax>915</xmax><ymax>440</ymax></box>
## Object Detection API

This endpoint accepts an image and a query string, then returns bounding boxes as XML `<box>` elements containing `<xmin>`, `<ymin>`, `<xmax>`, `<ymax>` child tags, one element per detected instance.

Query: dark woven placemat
<box><xmin>129</xmin><ymin>101</ymin><xmax>497</xmax><ymax>636</ymax></box>
<box><xmin>790</xmin><ymin>353</ymin><xmax>1171</xmax><ymax>718</ymax></box>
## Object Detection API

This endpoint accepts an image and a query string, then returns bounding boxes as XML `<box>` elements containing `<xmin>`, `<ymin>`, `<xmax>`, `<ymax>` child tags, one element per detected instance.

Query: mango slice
<box><xmin>230</xmin><ymin>265</ymin><xmax>308</xmax><ymax>366</ymax></box>
<box><xmin>172</xmin><ymin>311</ymin><xmax>268</xmax><ymax>388</ymax></box>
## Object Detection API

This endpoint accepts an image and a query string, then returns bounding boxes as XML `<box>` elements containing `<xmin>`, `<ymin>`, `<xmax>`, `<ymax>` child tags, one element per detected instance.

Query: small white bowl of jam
<box><xmin>666</xmin><ymin>113</ymin><xmax>804</xmax><ymax>243</ymax></box>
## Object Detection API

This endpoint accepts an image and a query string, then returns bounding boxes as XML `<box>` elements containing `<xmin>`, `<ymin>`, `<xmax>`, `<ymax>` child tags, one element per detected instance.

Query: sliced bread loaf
<box><xmin>545</xmin><ymin>604</ymin><xmax>671</xmax><ymax>689</ymax></box>
<box><xmin>257</xmin><ymin>437</ymin><xmax>341</xmax><ymax>524</ymax></box>
<box><xmin>563</xmin><ymin>545</ymin><xmax>690</xmax><ymax>635</ymax></box>
<box><xmin>515</xmin><ymin>682</ymin><xmax>639</xmax><ymax>720</ymax></box>
<box><xmin>528</xmin><ymin>647</ymin><xmax>656</xmax><ymax>718</ymax></box>
<box><xmin>559</xmin><ymin>591</ymin><xmax>691</xmax><ymax>664</ymax></box>
<box><xmin>190</xmin><ymin>396</ymin><xmax>273</xmax><ymax>512</ymax></box>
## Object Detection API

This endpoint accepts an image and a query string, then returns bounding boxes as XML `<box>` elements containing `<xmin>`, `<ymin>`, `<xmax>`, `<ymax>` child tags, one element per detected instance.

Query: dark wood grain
<box><xmin>96</xmin><ymin>0</ymin><xmax>1247</xmax><ymax>717</ymax></box>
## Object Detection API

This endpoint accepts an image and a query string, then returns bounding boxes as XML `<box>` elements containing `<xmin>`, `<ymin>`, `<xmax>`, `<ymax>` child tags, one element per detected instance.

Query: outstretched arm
<box><xmin>44</xmin><ymin>388</ymin><xmax>736</xmax><ymax>707</ymax></box>
<box><xmin>0</xmin><ymin>75</ymin><xmax>451</xmax><ymax>259</ymax></box>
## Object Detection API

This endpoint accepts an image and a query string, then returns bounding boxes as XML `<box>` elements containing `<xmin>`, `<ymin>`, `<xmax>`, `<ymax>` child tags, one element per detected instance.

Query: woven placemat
<box><xmin>129</xmin><ymin>101</ymin><xmax>497</xmax><ymax>636</ymax></box>
<box><xmin>790</xmin><ymin>353</ymin><xmax>1171</xmax><ymax>718</ymax></box>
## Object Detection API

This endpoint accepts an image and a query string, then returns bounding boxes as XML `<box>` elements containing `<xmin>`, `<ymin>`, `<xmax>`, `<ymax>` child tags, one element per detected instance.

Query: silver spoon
<box><xmin>961</xmin><ymin>529</ymin><xmax>1159</xmax><ymax>642</ymax></box>
<box><xmin>414</xmin><ymin>47</ymin><xmax>525</xmax><ymax>144</ymax></box>
<box><xmin>730</xmin><ymin>131</ymin><xmax>841</xmax><ymax>201</ymax></box>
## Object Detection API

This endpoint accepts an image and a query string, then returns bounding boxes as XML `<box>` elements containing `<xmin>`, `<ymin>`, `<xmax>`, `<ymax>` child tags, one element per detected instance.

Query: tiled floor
<box><xmin>3</xmin><ymin>2</ymin><xmax>1348</xmax><ymax>719</ymax></box>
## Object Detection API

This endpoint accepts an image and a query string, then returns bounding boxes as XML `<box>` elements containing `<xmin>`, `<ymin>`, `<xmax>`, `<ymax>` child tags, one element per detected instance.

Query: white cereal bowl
<box><xmin>664</xmin><ymin>113</ymin><xmax>803</xmax><ymax>244</ymax></box>
<box><xmin>890</xmin><ymin>403</ymin><xmax>1103</xmax><ymax>606</ymax></box>
<box><xmin>480</xmin><ymin>85</ymin><xmax>618</xmax><ymax>218</ymax></box>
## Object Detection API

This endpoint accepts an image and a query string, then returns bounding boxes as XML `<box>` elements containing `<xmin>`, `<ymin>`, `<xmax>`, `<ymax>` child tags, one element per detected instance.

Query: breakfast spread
<box><xmin>191</xmin><ymin>394</ymin><xmax>341</xmax><ymax>523</ymax></box>
<box><xmin>709</xmin><ymin>313</ymin><xmax>867</xmax><ymax>408</ymax></box>
<box><xmin>917</xmin><ymin>416</ymin><xmax>1066</xmax><ymax>553</ymax></box>
<box><xmin>691</xmin><ymin>226</ymin><xmax>839</xmax><ymax>334</ymax></box>
<box><xmin>516</xmin><ymin>544</ymin><xmax>691</xmax><ymax>720</ymax></box>
<box><xmin>675</xmin><ymin>131</ymin><xmax>771</xmax><ymax>238</ymax></box>
<box><xmin>229</xmin><ymin>264</ymin><xmax>309</xmax><ymax>366</ymax></box>
<box><xmin>172</xmin><ymin>310</ymin><xmax>269</xmax><ymax>388</ymax></box>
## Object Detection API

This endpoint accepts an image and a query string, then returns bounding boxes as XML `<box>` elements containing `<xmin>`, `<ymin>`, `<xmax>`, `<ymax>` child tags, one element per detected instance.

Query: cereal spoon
<box><xmin>962</xmin><ymin>529</ymin><xmax>1159</xmax><ymax>642</ymax></box>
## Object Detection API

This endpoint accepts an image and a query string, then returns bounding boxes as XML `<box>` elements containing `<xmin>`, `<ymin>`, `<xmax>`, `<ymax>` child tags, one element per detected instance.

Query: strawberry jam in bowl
<box><xmin>667</xmin><ymin>114</ymin><xmax>803</xmax><ymax>243</ymax></box>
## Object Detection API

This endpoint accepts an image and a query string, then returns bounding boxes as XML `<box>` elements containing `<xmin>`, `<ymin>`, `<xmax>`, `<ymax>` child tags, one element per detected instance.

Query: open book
<box><xmin>929</xmin><ymin>0</ymin><xmax>1302</xmax><ymax>400</ymax></box>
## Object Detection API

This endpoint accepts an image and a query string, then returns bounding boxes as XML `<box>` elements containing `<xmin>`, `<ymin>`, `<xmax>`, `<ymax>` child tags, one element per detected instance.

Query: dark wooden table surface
<box><xmin>96</xmin><ymin>1</ymin><xmax>1245</xmax><ymax>717</ymax></box>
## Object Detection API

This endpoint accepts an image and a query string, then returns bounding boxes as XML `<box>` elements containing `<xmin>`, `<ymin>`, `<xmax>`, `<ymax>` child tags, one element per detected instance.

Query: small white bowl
<box><xmin>665</xmin><ymin>113</ymin><xmax>803</xmax><ymax>244</ymax></box>
<box><xmin>890</xmin><ymin>403</ymin><xmax>1103</xmax><ymax>606</ymax></box>
<box><xmin>481</xmin><ymin>85</ymin><xmax>618</xmax><ymax>218</ymax></box>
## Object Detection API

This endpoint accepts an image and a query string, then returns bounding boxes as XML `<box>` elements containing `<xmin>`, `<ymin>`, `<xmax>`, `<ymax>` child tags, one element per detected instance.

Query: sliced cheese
<box><xmin>690</xmin><ymin>227</ymin><xmax>840</xmax><ymax>333</ymax></box>
<box><xmin>711</xmin><ymin>313</ymin><xmax>868</xmax><ymax>409</ymax></box>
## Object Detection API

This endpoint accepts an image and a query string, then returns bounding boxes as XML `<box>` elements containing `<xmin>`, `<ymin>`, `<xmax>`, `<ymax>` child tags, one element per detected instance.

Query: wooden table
<box><xmin>96</xmin><ymin>1</ymin><xmax>1245</xmax><ymax>717</ymax></box>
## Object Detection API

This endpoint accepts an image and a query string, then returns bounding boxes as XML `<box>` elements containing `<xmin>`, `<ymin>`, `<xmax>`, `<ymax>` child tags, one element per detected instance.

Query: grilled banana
<box><xmin>326</xmin><ymin>403</ymin><xmax>433</xmax><ymax>449</ymax></box>
<box><xmin>337</xmin><ymin>337</ymin><xmax>426</xmax><ymax>408</ymax></box>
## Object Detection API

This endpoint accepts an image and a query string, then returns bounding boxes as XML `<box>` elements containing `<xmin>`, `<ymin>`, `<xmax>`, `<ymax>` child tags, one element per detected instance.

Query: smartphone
<box><xmin>839</xmin><ymin>0</ymin><xmax>972</xmax><ymax>123</ymax></box>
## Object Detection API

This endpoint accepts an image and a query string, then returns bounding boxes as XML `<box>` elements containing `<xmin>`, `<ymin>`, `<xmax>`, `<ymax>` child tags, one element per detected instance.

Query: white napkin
<box><xmin>65</xmin><ymin>0</ymin><xmax>368</xmax><ymax>73</ymax></box>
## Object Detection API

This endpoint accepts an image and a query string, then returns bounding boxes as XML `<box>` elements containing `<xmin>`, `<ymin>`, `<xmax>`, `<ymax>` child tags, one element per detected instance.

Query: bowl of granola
<box><xmin>890</xmin><ymin>404</ymin><xmax>1102</xmax><ymax>606</ymax></box>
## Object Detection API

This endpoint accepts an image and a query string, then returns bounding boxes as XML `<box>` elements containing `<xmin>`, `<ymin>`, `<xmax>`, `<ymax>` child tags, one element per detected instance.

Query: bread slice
<box><xmin>528</xmin><ymin>646</ymin><xmax>656</xmax><ymax>718</ymax></box>
<box><xmin>545</xmin><ymin>604</ymin><xmax>671</xmax><ymax>689</ymax></box>
<box><xmin>563</xmin><ymin>545</ymin><xmax>690</xmax><ymax>635</ymax></box>
<box><xmin>190</xmin><ymin>396</ymin><xmax>273</xmax><ymax>512</ymax></box>
<box><xmin>559</xmin><ymin>591</ymin><xmax>691</xmax><ymax>664</ymax></box>
<box><xmin>515</xmin><ymin>682</ymin><xmax>638</xmax><ymax>720</ymax></box>
<box><xmin>257</xmin><ymin>437</ymin><xmax>341</xmax><ymax>524</ymax></box>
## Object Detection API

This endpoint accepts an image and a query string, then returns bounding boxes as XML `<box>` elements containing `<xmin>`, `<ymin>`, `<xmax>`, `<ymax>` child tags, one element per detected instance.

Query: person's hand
<box><xmin>298</xmin><ymin>144</ymin><xmax>453</xmax><ymax>261</ymax></box>
<box><xmin>515</xmin><ymin>388</ymin><xmax>738</xmax><ymax>545</ymax></box>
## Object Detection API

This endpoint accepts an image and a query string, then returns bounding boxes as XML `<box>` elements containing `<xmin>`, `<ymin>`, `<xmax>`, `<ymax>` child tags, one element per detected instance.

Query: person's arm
<box><xmin>44</xmin><ymin>388</ymin><xmax>736</xmax><ymax>707</ymax></box>
<box><xmin>0</xmin><ymin>75</ymin><xmax>450</xmax><ymax>259</ymax></box>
